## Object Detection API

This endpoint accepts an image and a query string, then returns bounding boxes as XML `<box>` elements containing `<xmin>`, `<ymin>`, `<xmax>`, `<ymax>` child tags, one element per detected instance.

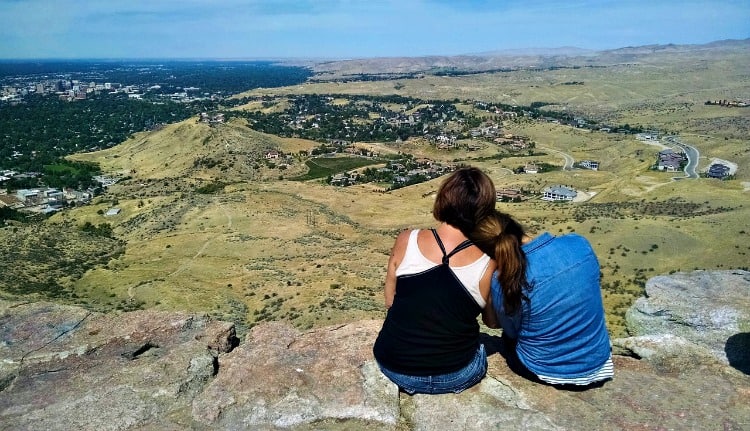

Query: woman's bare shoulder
<box><xmin>391</xmin><ymin>229</ymin><xmax>414</xmax><ymax>254</ymax></box>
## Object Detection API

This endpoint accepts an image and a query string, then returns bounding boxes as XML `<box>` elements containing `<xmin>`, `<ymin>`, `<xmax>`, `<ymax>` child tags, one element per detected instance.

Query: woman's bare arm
<box><xmin>482</xmin><ymin>293</ymin><xmax>499</xmax><ymax>328</ymax></box>
<box><xmin>384</xmin><ymin>230</ymin><xmax>410</xmax><ymax>309</ymax></box>
<box><xmin>480</xmin><ymin>261</ymin><xmax>499</xmax><ymax>328</ymax></box>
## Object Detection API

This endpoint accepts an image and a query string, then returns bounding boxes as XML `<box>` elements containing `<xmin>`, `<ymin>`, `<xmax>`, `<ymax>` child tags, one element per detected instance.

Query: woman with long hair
<box><xmin>470</xmin><ymin>210</ymin><xmax>613</xmax><ymax>388</ymax></box>
<box><xmin>373</xmin><ymin>166</ymin><xmax>498</xmax><ymax>394</ymax></box>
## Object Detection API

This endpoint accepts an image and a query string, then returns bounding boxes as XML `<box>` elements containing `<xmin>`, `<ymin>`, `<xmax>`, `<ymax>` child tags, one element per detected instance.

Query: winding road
<box><xmin>663</xmin><ymin>136</ymin><xmax>700</xmax><ymax>179</ymax></box>
<box><xmin>540</xmin><ymin>146</ymin><xmax>575</xmax><ymax>170</ymax></box>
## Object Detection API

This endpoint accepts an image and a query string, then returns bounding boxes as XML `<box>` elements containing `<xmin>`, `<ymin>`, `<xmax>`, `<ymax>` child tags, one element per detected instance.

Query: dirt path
<box><xmin>540</xmin><ymin>146</ymin><xmax>574</xmax><ymax>170</ymax></box>
<box><xmin>168</xmin><ymin>200</ymin><xmax>233</xmax><ymax>276</ymax></box>
<box><xmin>128</xmin><ymin>200</ymin><xmax>233</xmax><ymax>300</ymax></box>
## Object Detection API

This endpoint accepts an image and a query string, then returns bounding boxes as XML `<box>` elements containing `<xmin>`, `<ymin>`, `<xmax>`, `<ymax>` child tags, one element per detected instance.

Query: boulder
<box><xmin>616</xmin><ymin>269</ymin><xmax>750</xmax><ymax>373</ymax></box>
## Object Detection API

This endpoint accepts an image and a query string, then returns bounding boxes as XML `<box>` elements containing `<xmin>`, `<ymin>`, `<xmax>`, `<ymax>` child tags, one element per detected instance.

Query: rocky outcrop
<box><xmin>0</xmin><ymin>302</ymin><xmax>236</xmax><ymax>431</ymax></box>
<box><xmin>615</xmin><ymin>270</ymin><xmax>750</xmax><ymax>374</ymax></box>
<box><xmin>1</xmin><ymin>270</ymin><xmax>749</xmax><ymax>430</ymax></box>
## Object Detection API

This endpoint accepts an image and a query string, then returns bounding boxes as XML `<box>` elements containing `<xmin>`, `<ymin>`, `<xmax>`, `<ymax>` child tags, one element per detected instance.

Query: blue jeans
<box><xmin>377</xmin><ymin>344</ymin><xmax>487</xmax><ymax>395</ymax></box>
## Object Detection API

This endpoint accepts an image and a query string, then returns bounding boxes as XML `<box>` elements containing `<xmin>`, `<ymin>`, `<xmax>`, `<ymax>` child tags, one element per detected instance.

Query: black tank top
<box><xmin>373</xmin><ymin>229</ymin><xmax>482</xmax><ymax>376</ymax></box>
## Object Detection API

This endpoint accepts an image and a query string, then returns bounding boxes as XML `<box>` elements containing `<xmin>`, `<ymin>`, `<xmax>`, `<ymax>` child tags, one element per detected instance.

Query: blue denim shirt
<box><xmin>491</xmin><ymin>232</ymin><xmax>612</xmax><ymax>379</ymax></box>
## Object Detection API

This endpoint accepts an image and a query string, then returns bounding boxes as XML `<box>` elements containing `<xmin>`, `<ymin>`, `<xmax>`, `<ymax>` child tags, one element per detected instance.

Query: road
<box><xmin>540</xmin><ymin>146</ymin><xmax>575</xmax><ymax>170</ymax></box>
<box><xmin>664</xmin><ymin>136</ymin><xmax>700</xmax><ymax>179</ymax></box>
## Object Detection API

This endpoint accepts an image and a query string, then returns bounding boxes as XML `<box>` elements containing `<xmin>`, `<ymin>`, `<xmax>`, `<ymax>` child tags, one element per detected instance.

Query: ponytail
<box><xmin>470</xmin><ymin>211</ymin><xmax>528</xmax><ymax>315</ymax></box>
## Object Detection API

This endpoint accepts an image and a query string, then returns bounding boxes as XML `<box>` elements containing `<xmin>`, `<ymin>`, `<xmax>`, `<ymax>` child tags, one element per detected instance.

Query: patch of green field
<box><xmin>292</xmin><ymin>157</ymin><xmax>383</xmax><ymax>181</ymax></box>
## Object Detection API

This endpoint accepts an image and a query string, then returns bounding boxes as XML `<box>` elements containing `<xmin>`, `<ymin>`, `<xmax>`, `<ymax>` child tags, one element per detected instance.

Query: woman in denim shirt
<box><xmin>470</xmin><ymin>210</ymin><xmax>613</xmax><ymax>388</ymax></box>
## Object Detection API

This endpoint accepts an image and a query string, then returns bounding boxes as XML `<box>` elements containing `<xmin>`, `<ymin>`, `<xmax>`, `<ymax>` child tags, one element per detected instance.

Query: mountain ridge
<box><xmin>306</xmin><ymin>38</ymin><xmax>750</xmax><ymax>76</ymax></box>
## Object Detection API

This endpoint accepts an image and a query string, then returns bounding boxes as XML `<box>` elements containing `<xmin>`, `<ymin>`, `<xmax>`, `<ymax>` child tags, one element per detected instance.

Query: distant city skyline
<box><xmin>1</xmin><ymin>0</ymin><xmax>748</xmax><ymax>60</ymax></box>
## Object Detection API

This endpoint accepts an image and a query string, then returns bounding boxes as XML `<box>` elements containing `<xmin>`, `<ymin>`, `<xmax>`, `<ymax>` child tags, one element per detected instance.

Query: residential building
<box><xmin>542</xmin><ymin>185</ymin><xmax>577</xmax><ymax>201</ymax></box>
<box><xmin>579</xmin><ymin>160</ymin><xmax>600</xmax><ymax>171</ymax></box>
<box><xmin>707</xmin><ymin>163</ymin><xmax>730</xmax><ymax>179</ymax></box>
<box><xmin>330</xmin><ymin>172</ymin><xmax>359</xmax><ymax>187</ymax></box>
<box><xmin>497</xmin><ymin>188</ymin><xmax>523</xmax><ymax>201</ymax></box>
<box><xmin>93</xmin><ymin>175</ymin><xmax>119</xmax><ymax>187</ymax></box>
<box><xmin>657</xmin><ymin>149</ymin><xmax>686</xmax><ymax>172</ymax></box>
<box><xmin>16</xmin><ymin>189</ymin><xmax>40</xmax><ymax>205</ymax></box>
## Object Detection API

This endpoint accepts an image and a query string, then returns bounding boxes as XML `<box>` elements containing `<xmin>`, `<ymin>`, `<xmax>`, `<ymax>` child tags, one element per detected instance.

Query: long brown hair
<box><xmin>470</xmin><ymin>210</ymin><xmax>528</xmax><ymax>315</ymax></box>
<box><xmin>432</xmin><ymin>167</ymin><xmax>496</xmax><ymax>236</ymax></box>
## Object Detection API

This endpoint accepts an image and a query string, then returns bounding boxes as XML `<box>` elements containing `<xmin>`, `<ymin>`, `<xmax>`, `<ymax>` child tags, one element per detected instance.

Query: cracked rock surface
<box><xmin>1</xmin><ymin>270</ymin><xmax>749</xmax><ymax>430</ymax></box>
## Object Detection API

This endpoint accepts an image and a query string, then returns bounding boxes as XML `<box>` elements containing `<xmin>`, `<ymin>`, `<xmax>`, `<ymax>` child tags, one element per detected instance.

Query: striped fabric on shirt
<box><xmin>535</xmin><ymin>357</ymin><xmax>614</xmax><ymax>386</ymax></box>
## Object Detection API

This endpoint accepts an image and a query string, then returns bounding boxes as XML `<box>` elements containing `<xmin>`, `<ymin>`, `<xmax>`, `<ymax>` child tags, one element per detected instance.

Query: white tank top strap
<box><xmin>395</xmin><ymin>229</ymin><xmax>490</xmax><ymax>308</ymax></box>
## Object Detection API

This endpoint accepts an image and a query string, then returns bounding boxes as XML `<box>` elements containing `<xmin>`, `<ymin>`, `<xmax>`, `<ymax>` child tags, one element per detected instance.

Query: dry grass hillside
<box><xmin>4</xmin><ymin>42</ymin><xmax>747</xmax><ymax>339</ymax></box>
<box><xmin>79</xmin><ymin>118</ymin><xmax>310</xmax><ymax>182</ymax></box>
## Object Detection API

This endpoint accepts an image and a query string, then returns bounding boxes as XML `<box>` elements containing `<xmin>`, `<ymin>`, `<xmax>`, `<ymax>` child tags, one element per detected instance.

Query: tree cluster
<box><xmin>229</xmin><ymin>94</ymin><xmax>471</xmax><ymax>144</ymax></box>
<box><xmin>0</xmin><ymin>94</ymin><xmax>194</xmax><ymax>171</ymax></box>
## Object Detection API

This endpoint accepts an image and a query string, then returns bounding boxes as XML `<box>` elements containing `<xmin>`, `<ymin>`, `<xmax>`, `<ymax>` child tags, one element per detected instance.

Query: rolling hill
<box><xmin>3</xmin><ymin>40</ymin><xmax>748</xmax><ymax>338</ymax></box>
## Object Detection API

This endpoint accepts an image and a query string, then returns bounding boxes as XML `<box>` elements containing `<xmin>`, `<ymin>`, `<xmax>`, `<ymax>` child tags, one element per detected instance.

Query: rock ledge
<box><xmin>1</xmin><ymin>270</ymin><xmax>749</xmax><ymax>430</ymax></box>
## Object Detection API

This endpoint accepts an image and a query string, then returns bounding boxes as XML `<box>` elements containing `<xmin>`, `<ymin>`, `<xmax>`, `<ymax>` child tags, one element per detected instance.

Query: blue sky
<box><xmin>0</xmin><ymin>0</ymin><xmax>748</xmax><ymax>59</ymax></box>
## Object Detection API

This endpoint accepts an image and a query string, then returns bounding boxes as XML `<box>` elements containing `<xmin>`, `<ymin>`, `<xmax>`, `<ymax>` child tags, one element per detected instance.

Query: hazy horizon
<box><xmin>1</xmin><ymin>38</ymin><xmax>748</xmax><ymax>63</ymax></box>
<box><xmin>1</xmin><ymin>1</ymin><xmax>748</xmax><ymax>60</ymax></box>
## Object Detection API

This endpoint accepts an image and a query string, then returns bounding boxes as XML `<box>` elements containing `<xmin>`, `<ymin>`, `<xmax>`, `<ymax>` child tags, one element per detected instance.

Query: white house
<box><xmin>542</xmin><ymin>185</ymin><xmax>577</xmax><ymax>202</ymax></box>
<box><xmin>579</xmin><ymin>160</ymin><xmax>600</xmax><ymax>171</ymax></box>
<box><xmin>16</xmin><ymin>189</ymin><xmax>40</xmax><ymax>205</ymax></box>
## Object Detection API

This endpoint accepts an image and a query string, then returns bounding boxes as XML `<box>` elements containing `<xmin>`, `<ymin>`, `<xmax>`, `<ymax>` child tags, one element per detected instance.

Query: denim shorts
<box><xmin>377</xmin><ymin>344</ymin><xmax>487</xmax><ymax>395</ymax></box>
